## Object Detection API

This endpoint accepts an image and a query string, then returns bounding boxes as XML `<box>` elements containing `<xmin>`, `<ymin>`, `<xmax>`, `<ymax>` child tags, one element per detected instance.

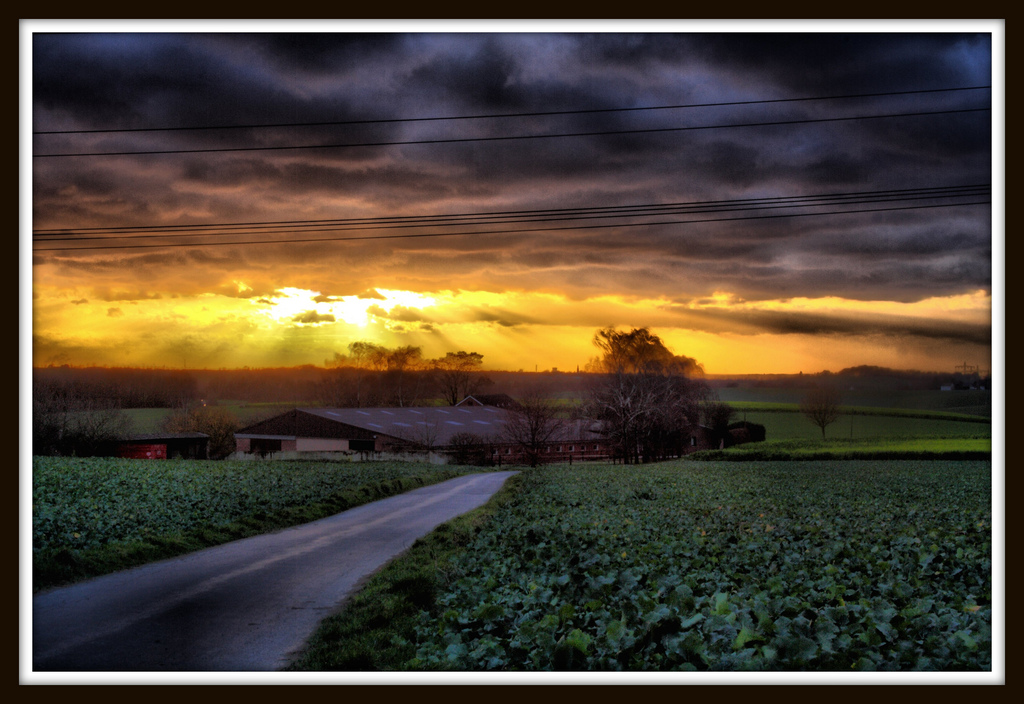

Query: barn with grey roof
<box><xmin>233</xmin><ymin>403</ymin><xmax>611</xmax><ymax>464</ymax></box>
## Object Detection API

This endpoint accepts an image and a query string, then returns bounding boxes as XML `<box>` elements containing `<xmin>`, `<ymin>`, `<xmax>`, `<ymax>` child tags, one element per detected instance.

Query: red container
<box><xmin>118</xmin><ymin>444</ymin><xmax>167</xmax><ymax>460</ymax></box>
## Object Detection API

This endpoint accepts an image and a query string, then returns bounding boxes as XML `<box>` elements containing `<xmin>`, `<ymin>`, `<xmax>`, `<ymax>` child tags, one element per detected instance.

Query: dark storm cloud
<box><xmin>662</xmin><ymin>304</ymin><xmax>991</xmax><ymax>347</ymax></box>
<box><xmin>33</xmin><ymin>34</ymin><xmax>191</xmax><ymax>126</ymax></box>
<box><xmin>693</xmin><ymin>34</ymin><xmax>990</xmax><ymax>95</ymax></box>
<box><xmin>581</xmin><ymin>33</ymin><xmax>692</xmax><ymax>65</ymax></box>
<box><xmin>32</xmin><ymin>28</ymin><xmax>993</xmax><ymax>310</ymax></box>
<box><xmin>223</xmin><ymin>33</ymin><xmax>404</xmax><ymax>74</ymax></box>
<box><xmin>405</xmin><ymin>37</ymin><xmax>526</xmax><ymax>111</ymax></box>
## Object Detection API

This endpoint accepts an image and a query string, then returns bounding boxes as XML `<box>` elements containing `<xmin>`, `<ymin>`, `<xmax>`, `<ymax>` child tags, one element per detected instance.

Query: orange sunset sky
<box><xmin>27</xmin><ymin>23</ymin><xmax>1001</xmax><ymax>376</ymax></box>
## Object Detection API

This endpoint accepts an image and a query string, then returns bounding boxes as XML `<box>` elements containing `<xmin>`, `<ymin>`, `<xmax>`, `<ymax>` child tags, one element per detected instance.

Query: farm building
<box><xmin>116</xmin><ymin>432</ymin><xmax>210</xmax><ymax>460</ymax></box>
<box><xmin>232</xmin><ymin>405</ymin><xmax>614</xmax><ymax>465</ymax></box>
<box><xmin>231</xmin><ymin>394</ymin><xmax>755</xmax><ymax>464</ymax></box>
<box><xmin>455</xmin><ymin>394</ymin><xmax>521</xmax><ymax>409</ymax></box>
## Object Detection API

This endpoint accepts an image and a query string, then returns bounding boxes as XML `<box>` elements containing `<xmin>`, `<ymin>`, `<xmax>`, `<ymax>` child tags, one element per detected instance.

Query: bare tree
<box><xmin>33</xmin><ymin>379</ymin><xmax>135</xmax><ymax>456</ymax></box>
<box><xmin>501</xmin><ymin>394</ymin><xmax>566</xmax><ymax>467</ymax></box>
<box><xmin>800</xmin><ymin>386</ymin><xmax>843</xmax><ymax>439</ymax></box>
<box><xmin>393</xmin><ymin>420</ymin><xmax>442</xmax><ymax>453</ymax></box>
<box><xmin>446</xmin><ymin>431</ymin><xmax>491</xmax><ymax>466</ymax></box>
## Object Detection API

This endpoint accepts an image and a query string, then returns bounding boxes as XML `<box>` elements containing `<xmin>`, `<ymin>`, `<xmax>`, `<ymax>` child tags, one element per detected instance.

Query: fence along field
<box><xmin>396</xmin><ymin>461</ymin><xmax>991</xmax><ymax>671</ymax></box>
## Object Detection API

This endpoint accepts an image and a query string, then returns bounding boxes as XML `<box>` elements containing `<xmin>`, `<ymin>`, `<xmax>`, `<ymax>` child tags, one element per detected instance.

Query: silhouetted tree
<box><xmin>163</xmin><ymin>405</ymin><xmax>239</xmax><ymax>459</ymax></box>
<box><xmin>586</xmin><ymin>327</ymin><xmax>712</xmax><ymax>463</ymax></box>
<box><xmin>800</xmin><ymin>385</ymin><xmax>843</xmax><ymax>439</ymax></box>
<box><xmin>446</xmin><ymin>431</ymin><xmax>491</xmax><ymax>466</ymax></box>
<box><xmin>324</xmin><ymin>342</ymin><xmax>427</xmax><ymax>407</ymax></box>
<box><xmin>501</xmin><ymin>394</ymin><xmax>567</xmax><ymax>467</ymax></box>
<box><xmin>33</xmin><ymin>379</ymin><xmax>134</xmax><ymax>456</ymax></box>
<box><xmin>700</xmin><ymin>400</ymin><xmax>736</xmax><ymax>449</ymax></box>
<box><xmin>385</xmin><ymin>345</ymin><xmax>424</xmax><ymax>407</ymax></box>
<box><xmin>433</xmin><ymin>351</ymin><xmax>487</xmax><ymax>406</ymax></box>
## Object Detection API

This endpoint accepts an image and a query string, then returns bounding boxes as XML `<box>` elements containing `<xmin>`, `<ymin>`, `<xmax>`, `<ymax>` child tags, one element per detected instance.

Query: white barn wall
<box><xmin>296</xmin><ymin>437</ymin><xmax>350</xmax><ymax>452</ymax></box>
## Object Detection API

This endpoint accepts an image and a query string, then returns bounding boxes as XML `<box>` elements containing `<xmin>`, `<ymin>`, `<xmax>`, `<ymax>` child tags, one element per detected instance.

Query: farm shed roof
<box><xmin>236</xmin><ymin>406</ymin><xmax>606</xmax><ymax>448</ymax></box>
<box><xmin>455</xmin><ymin>394</ymin><xmax>521</xmax><ymax>409</ymax></box>
<box><xmin>124</xmin><ymin>432</ymin><xmax>209</xmax><ymax>441</ymax></box>
<box><xmin>236</xmin><ymin>406</ymin><xmax>509</xmax><ymax>447</ymax></box>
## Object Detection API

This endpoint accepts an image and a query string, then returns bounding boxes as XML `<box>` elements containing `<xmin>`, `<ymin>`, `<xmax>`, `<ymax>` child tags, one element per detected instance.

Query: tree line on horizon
<box><xmin>31</xmin><ymin>328</ymin><xmax>988</xmax><ymax>459</ymax></box>
<box><xmin>320</xmin><ymin>343</ymin><xmax>488</xmax><ymax>408</ymax></box>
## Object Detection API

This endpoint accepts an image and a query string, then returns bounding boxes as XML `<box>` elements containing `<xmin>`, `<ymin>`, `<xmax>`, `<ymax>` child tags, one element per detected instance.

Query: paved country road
<box><xmin>32</xmin><ymin>471</ymin><xmax>519</xmax><ymax>673</ymax></box>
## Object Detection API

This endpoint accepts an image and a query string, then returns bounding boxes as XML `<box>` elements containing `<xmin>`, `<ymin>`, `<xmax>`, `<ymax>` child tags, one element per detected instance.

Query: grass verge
<box><xmin>33</xmin><ymin>470</ymin><xmax>464</xmax><ymax>593</ymax></box>
<box><xmin>287</xmin><ymin>470</ymin><xmax>527</xmax><ymax>671</ymax></box>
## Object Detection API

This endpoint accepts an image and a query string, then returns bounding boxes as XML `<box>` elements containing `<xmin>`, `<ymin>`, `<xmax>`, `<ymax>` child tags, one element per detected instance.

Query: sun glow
<box><xmin>31</xmin><ymin>279</ymin><xmax>991</xmax><ymax>373</ymax></box>
<box><xmin>256</xmin><ymin>287</ymin><xmax>438</xmax><ymax>327</ymax></box>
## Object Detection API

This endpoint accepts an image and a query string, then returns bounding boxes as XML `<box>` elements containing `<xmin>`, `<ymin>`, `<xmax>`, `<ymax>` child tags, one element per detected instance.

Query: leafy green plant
<box><xmin>400</xmin><ymin>461</ymin><xmax>991</xmax><ymax>671</ymax></box>
<box><xmin>32</xmin><ymin>457</ymin><xmax>473</xmax><ymax>589</ymax></box>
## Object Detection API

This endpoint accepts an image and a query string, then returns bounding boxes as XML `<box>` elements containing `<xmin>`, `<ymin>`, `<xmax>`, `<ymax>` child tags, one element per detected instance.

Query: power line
<box><xmin>33</xmin><ymin>85</ymin><xmax>990</xmax><ymax>136</ymax></box>
<box><xmin>33</xmin><ymin>199</ymin><xmax>990</xmax><ymax>253</ymax></box>
<box><xmin>34</xmin><ymin>184</ymin><xmax>989</xmax><ymax>236</ymax></box>
<box><xmin>33</xmin><ymin>185</ymin><xmax>990</xmax><ymax>243</ymax></box>
<box><xmin>33</xmin><ymin>107</ymin><xmax>990</xmax><ymax>159</ymax></box>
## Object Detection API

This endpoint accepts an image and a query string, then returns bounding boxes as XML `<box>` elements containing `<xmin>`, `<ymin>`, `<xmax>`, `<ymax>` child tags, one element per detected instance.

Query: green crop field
<box><xmin>32</xmin><ymin>457</ymin><xmax>473</xmax><ymax>589</ymax></box>
<box><xmin>33</xmin><ymin>390</ymin><xmax>999</xmax><ymax>672</ymax></box>
<box><xmin>395</xmin><ymin>460</ymin><xmax>992</xmax><ymax>671</ymax></box>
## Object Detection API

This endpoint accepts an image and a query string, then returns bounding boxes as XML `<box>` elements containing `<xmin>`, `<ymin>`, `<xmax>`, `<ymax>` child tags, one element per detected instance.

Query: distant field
<box><xmin>716</xmin><ymin>387</ymin><xmax>991</xmax><ymax>417</ymax></box>
<box><xmin>123</xmin><ymin>403</ymin><xmax>296</xmax><ymax>434</ymax></box>
<box><xmin>691</xmin><ymin>436</ymin><xmax>991</xmax><ymax>462</ymax></box>
<box><xmin>732</xmin><ymin>407</ymin><xmax>990</xmax><ymax>443</ymax></box>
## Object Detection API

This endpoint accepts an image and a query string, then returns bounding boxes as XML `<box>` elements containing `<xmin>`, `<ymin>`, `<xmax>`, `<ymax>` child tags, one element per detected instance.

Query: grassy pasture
<box><xmin>691</xmin><ymin>437</ymin><xmax>991</xmax><ymax>462</ymax></box>
<box><xmin>733</xmin><ymin>407</ymin><xmax>989</xmax><ymax>443</ymax></box>
<box><xmin>716</xmin><ymin>387</ymin><xmax>991</xmax><ymax>417</ymax></box>
<box><xmin>120</xmin><ymin>403</ymin><xmax>296</xmax><ymax>434</ymax></box>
